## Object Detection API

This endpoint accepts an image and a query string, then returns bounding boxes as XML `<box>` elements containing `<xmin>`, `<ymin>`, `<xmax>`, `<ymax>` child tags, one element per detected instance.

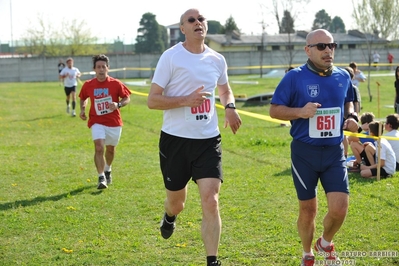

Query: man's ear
<box><xmin>304</xmin><ymin>46</ymin><xmax>311</xmax><ymax>57</ymax></box>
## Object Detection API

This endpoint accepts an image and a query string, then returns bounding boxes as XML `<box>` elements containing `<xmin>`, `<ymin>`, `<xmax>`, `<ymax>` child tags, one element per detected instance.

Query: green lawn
<box><xmin>0</xmin><ymin>72</ymin><xmax>398</xmax><ymax>265</ymax></box>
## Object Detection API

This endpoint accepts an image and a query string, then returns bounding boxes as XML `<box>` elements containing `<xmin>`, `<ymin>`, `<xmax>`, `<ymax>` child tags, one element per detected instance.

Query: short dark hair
<box><xmin>349</xmin><ymin>62</ymin><xmax>357</xmax><ymax>69</ymax></box>
<box><xmin>285</xmin><ymin>66</ymin><xmax>294</xmax><ymax>73</ymax></box>
<box><xmin>343</xmin><ymin>67</ymin><xmax>354</xmax><ymax>79</ymax></box>
<box><xmin>92</xmin><ymin>54</ymin><xmax>109</xmax><ymax>69</ymax></box>
<box><xmin>360</xmin><ymin>112</ymin><xmax>375</xmax><ymax>125</ymax></box>
<box><xmin>368</xmin><ymin>121</ymin><xmax>383</xmax><ymax>136</ymax></box>
<box><xmin>386</xmin><ymin>114</ymin><xmax>399</xmax><ymax>130</ymax></box>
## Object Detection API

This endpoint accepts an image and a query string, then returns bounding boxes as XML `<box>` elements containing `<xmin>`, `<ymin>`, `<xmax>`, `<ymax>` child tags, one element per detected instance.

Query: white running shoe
<box><xmin>97</xmin><ymin>176</ymin><xmax>108</xmax><ymax>189</ymax></box>
<box><xmin>105</xmin><ymin>171</ymin><xmax>112</xmax><ymax>185</ymax></box>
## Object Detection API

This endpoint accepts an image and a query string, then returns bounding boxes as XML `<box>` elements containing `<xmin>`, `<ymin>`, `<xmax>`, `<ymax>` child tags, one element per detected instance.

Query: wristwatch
<box><xmin>225</xmin><ymin>103</ymin><xmax>236</xmax><ymax>109</ymax></box>
<box><xmin>117</xmin><ymin>102</ymin><xmax>122</xmax><ymax>109</ymax></box>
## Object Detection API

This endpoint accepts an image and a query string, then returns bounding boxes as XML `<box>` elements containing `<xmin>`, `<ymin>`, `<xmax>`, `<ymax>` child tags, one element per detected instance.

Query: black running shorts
<box><xmin>159</xmin><ymin>131</ymin><xmax>222</xmax><ymax>191</ymax></box>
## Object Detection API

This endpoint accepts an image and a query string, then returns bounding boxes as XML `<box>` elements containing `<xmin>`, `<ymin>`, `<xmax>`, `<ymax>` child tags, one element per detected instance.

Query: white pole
<box><xmin>10</xmin><ymin>0</ymin><xmax>13</xmax><ymax>56</ymax></box>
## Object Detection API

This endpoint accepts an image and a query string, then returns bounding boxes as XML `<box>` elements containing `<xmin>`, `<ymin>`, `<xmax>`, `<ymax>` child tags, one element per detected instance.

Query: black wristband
<box><xmin>347</xmin><ymin>112</ymin><xmax>359</xmax><ymax>122</ymax></box>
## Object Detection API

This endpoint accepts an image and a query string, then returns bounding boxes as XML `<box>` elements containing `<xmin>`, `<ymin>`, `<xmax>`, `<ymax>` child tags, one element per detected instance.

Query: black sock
<box><xmin>66</xmin><ymin>100</ymin><xmax>69</xmax><ymax>106</ymax></box>
<box><xmin>72</xmin><ymin>101</ymin><xmax>76</xmax><ymax>110</ymax></box>
<box><xmin>164</xmin><ymin>213</ymin><xmax>176</xmax><ymax>223</ymax></box>
<box><xmin>207</xmin><ymin>256</ymin><xmax>217</xmax><ymax>265</ymax></box>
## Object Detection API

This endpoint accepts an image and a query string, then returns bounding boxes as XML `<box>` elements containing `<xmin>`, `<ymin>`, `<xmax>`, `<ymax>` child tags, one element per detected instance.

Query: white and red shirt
<box><xmin>79</xmin><ymin>76</ymin><xmax>131</xmax><ymax>128</ymax></box>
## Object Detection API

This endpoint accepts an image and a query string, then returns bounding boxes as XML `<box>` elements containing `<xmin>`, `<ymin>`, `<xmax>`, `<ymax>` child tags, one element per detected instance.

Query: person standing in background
<box><xmin>342</xmin><ymin>66</ymin><xmax>361</xmax><ymax>158</ymax></box>
<box><xmin>57</xmin><ymin>59</ymin><xmax>65</xmax><ymax>86</ymax></box>
<box><xmin>387</xmin><ymin>52</ymin><xmax>394</xmax><ymax>71</ymax></box>
<box><xmin>373</xmin><ymin>51</ymin><xmax>380</xmax><ymax>70</ymax></box>
<box><xmin>394</xmin><ymin>66</ymin><xmax>399</xmax><ymax>113</ymax></box>
<box><xmin>60</xmin><ymin>58</ymin><xmax>81</xmax><ymax>117</ymax></box>
<box><xmin>343</xmin><ymin>67</ymin><xmax>361</xmax><ymax>113</ymax></box>
<box><xmin>349</xmin><ymin>62</ymin><xmax>366</xmax><ymax>89</ymax></box>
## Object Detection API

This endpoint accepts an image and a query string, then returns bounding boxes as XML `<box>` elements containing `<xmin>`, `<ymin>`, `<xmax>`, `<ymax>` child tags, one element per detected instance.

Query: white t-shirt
<box><xmin>373</xmin><ymin>53</ymin><xmax>380</xmax><ymax>63</ymax></box>
<box><xmin>375</xmin><ymin>138</ymin><xmax>396</xmax><ymax>174</ymax></box>
<box><xmin>353</xmin><ymin>71</ymin><xmax>366</xmax><ymax>87</ymax></box>
<box><xmin>60</xmin><ymin>67</ymin><xmax>81</xmax><ymax>87</ymax></box>
<box><xmin>384</xmin><ymin>130</ymin><xmax>399</xmax><ymax>163</ymax></box>
<box><xmin>152</xmin><ymin>42</ymin><xmax>228</xmax><ymax>139</ymax></box>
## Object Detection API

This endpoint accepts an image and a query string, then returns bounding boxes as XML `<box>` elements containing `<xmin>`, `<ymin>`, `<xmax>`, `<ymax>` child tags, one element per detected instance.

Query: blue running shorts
<box><xmin>291</xmin><ymin>140</ymin><xmax>349</xmax><ymax>200</ymax></box>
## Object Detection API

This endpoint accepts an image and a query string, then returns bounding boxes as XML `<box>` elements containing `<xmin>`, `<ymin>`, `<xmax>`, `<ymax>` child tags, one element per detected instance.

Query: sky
<box><xmin>0</xmin><ymin>0</ymin><xmax>357</xmax><ymax>45</ymax></box>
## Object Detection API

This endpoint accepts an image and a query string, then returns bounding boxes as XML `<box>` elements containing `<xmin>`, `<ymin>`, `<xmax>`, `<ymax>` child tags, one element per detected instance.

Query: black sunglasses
<box><xmin>307</xmin><ymin>43</ymin><xmax>337</xmax><ymax>51</ymax></box>
<box><xmin>187</xmin><ymin>17</ymin><xmax>206</xmax><ymax>23</ymax></box>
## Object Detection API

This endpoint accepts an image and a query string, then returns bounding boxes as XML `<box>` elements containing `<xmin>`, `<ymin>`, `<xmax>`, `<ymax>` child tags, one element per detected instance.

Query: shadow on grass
<box><xmin>0</xmin><ymin>185</ymin><xmax>94</xmax><ymax>211</ymax></box>
<box><xmin>348</xmin><ymin>172</ymin><xmax>396</xmax><ymax>183</ymax></box>
<box><xmin>349</xmin><ymin>172</ymin><xmax>399</xmax><ymax>210</ymax></box>
<box><xmin>369</xmin><ymin>193</ymin><xmax>399</xmax><ymax>210</ymax></box>
<box><xmin>225</xmin><ymin>148</ymin><xmax>272</xmax><ymax>164</ymax></box>
<box><xmin>10</xmin><ymin>114</ymin><xmax>63</xmax><ymax>122</ymax></box>
<box><xmin>90</xmin><ymin>190</ymin><xmax>104</xmax><ymax>196</ymax></box>
<box><xmin>273</xmin><ymin>168</ymin><xmax>292</xmax><ymax>176</ymax></box>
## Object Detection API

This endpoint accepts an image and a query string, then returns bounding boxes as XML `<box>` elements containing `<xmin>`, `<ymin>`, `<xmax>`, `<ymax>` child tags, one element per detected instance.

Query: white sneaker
<box><xmin>66</xmin><ymin>105</ymin><xmax>70</xmax><ymax>113</ymax></box>
<box><xmin>71</xmin><ymin>110</ymin><xmax>76</xmax><ymax>117</ymax></box>
<box><xmin>97</xmin><ymin>176</ymin><xmax>108</xmax><ymax>189</ymax></box>
<box><xmin>105</xmin><ymin>171</ymin><xmax>112</xmax><ymax>185</ymax></box>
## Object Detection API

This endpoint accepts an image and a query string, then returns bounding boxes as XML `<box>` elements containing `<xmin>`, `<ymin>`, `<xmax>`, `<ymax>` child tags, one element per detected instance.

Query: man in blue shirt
<box><xmin>270</xmin><ymin>29</ymin><xmax>359</xmax><ymax>266</ymax></box>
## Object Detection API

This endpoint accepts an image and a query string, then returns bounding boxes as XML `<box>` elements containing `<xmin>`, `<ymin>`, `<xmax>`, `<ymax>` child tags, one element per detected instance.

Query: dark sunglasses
<box><xmin>307</xmin><ymin>42</ymin><xmax>337</xmax><ymax>51</ymax></box>
<box><xmin>187</xmin><ymin>17</ymin><xmax>206</xmax><ymax>23</ymax></box>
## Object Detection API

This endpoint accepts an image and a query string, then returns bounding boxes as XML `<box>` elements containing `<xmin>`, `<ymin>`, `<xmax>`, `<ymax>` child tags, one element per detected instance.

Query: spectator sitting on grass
<box><xmin>383</xmin><ymin>114</ymin><xmax>399</xmax><ymax>171</ymax></box>
<box><xmin>349</xmin><ymin>112</ymin><xmax>375</xmax><ymax>168</ymax></box>
<box><xmin>359</xmin><ymin>121</ymin><xmax>396</xmax><ymax>179</ymax></box>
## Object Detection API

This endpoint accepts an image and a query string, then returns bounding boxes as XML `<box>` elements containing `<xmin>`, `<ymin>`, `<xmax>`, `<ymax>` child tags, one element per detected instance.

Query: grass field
<box><xmin>1</xmin><ymin>71</ymin><xmax>398</xmax><ymax>266</ymax></box>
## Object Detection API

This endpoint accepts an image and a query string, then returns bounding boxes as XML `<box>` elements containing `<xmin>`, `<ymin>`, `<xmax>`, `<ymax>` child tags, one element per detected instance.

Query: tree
<box><xmin>280</xmin><ymin>10</ymin><xmax>295</xmax><ymax>34</ymax></box>
<box><xmin>312</xmin><ymin>9</ymin><xmax>332</xmax><ymax>30</ymax></box>
<box><xmin>61</xmin><ymin>19</ymin><xmax>100</xmax><ymax>56</ymax></box>
<box><xmin>352</xmin><ymin>0</ymin><xmax>399</xmax><ymax>101</ymax></box>
<box><xmin>312</xmin><ymin>11</ymin><xmax>347</xmax><ymax>33</ymax></box>
<box><xmin>135</xmin><ymin>12</ymin><xmax>165</xmax><ymax>54</ymax></box>
<box><xmin>353</xmin><ymin>0</ymin><xmax>399</xmax><ymax>40</ymax></box>
<box><xmin>270</xmin><ymin>0</ymin><xmax>309</xmax><ymax>35</ymax></box>
<box><xmin>221</xmin><ymin>16</ymin><xmax>240</xmax><ymax>34</ymax></box>
<box><xmin>17</xmin><ymin>16</ymin><xmax>103</xmax><ymax>56</ymax></box>
<box><xmin>207</xmin><ymin>20</ymin><xmax>223</xmax><ymax>34</ymax></box>
<box><xmin>329</xmin><ymin>16</ymin><xmax>346</xmax><ymax>33</ymax></box>
<box><xmin>160</xmin><ymin>25</ymin><xmax>169</xmax><ymax>49</ymax></box>
<box><xmin>267</xmin><ymin>0</ymin><xmax>310</xmax><ymax>68</ymax></box>
<box><xmin>18</xmin><ymin>16</ymin><xmax>54</xmax><ymax>56</ymax></box>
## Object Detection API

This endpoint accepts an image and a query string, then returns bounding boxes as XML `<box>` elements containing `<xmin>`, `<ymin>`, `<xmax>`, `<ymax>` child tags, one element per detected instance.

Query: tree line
<box><xmin>15</xmin><ymin>0</ymin><xmax>399</xmax><ymax>57</ymax></box>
